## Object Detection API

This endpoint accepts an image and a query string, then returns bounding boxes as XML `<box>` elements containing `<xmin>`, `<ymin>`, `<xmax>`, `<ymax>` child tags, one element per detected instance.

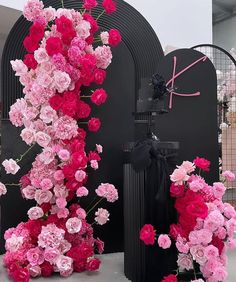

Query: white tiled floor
<box><xmin>0</xmin><ymin>251</ymin><xmax>236</xmax><ymax>281</ymax></box>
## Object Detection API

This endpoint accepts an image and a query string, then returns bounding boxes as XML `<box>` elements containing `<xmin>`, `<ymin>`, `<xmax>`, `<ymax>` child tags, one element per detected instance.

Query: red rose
<box><xmin>162</xmin><ymin>274</ymin><xmax>177</xmax><ymax>282</ymax></box>
<box><xmin>140</xmin><ymin>224</ymin><xmax>156</xmax><ymax>245</ymax></box>
<box><xmin>61</xmin><ymin>29</ymin><xmax>77</xmax><ymax>45</ymax></box>
<box><xmin>13</xmin><ymin>268</ymin><xmax>30</xmax><ymax>282</ymax></box>
<box><xmin>102</xmin><ymin>0</ymin><xmax>117</xmax><ymax>14</ymax></box>
<box><xmin>91</xmin><ymin>89</ymin><xmax>108</xmax><ymax>106</ymax></box>
<box><xmin>29</xmin><ymin>22</ymin><xmax>45</xmax><ymax>41</ymax></box>
<box><xmin>41</xmin><ymin>262</ymin><xmax>54</xmax><ymax>277</ymax></box>
<box><xmin>63</xmin><ymin>164</ymin><xmax>76</xmax><ymax>179</ymax></box>
<box><xmin>56</xmin><ymin>16</ymin><xmax>73</xmax><ymax>34</ymax></box>
<box><xmin>86</xmin><ymin>258</ymin><xmax>101</xmax><ymax>271</ymax></box>
<box><xmin>45</xmin><ymin>37</ymin><xmax>63</xmax><ymax>56</ymax></box>
<box><xmin>23</xmin><ymin>54</ymin><xmax>38</xmax><ymax>70</ymax></box>
<box><xmin>108</xmin><ymin>29</ymin><xmax>122</xmax><ymax>46</ymax></box>
<box><xmin>77</xmin><ymin>128</ymin><xmax>87</xmax><ymax>140</ymax></box>
<box><xmin>83</xmin><ymin>0</ymin><xmax>98</xmax><ymax>9</ymax></box>
<box><xmin>77</xmin><ymin>101</ymin><xmax>91</xmax><ymax>119</ymax></box>
<box><xmin>170</xmin><ymin>183</ymin><xmax>185</xmax><ymax>198</ymax></box>
<box><xmin>179</xmin><ymin>214</ymin><xmax>196</xmax><ymax>233</ymax></box>
<box><xmin>169</xmin><ymin>224</ymin><xmax>185</xmax><ymax>240</ymax></box>
<box><xmin>23</xmin><ymin>36</ymin><xmax>39</xmax><ymax>53</ymax></box>
<box><xmin>193</xmin><ymin>157</ymin><xmax>210</xmax><ymax>172</ymax></box>
<box><xmin>49</xmin><ymin>95</ymin><xmax>63</xmax><ymax>111</ymax></box>
<box><xmin>186</xmin><ymin>201</ymin><xmax>208</xmax><ymax>219</ymax></box>
<box><xmin>62</xmin><ymin>100</ymin><xmax>77</xmax><ymax>118</ymax></box>
<box><xmin>88</xmin><ymin>117</ymin><xmax>101</xmax><ymax>132</ymax></box>
<box><xmin>94</xmin><ymin>69</ymin><xmax>106</xmax><ymax>84</ymax></box>
<box><xmin>83</xmin><ymin>14</ymin><xmax>99</xmax><ymax>33</ymax></box>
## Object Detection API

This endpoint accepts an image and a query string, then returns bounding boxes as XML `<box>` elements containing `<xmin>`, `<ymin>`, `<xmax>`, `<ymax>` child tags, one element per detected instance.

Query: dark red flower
<box><xmin>88</xmin><ymin>117</ymin><xmax>101</xmax><ymax>132</ymax></box>
<box><xmin>193</xmin><ymin>157</ymin><xmax>211</xmax><ymax>172</ymax></box>
<box><xmin>45</xmin><ymin>37</ymin><xmax>63</xmax><ymax>56</ymax></box>
<box><xmin>63</xmin><ymin>164</ymin><xmax>77</xmax><ymax>179</ymax></box>
<box><xmin>13</xmin><ymin>267</ymin><xmax>30</xmax><ymax>282</ymax></box>
<box><xmin>170</xmin><ymin>183</ymin><xmax>185</xmax><ymax>198</ymax></box>
<box><xmin>56</xmin><ymin>16</ymin><xmax>73</xmax><ymax>34</ymax></box>
<box><xmin>140</xmin><ymin>224</ymin><xmax>156</xmax><ymax>245</ymax></box>
<box><xmin>77</xmin><ymin>101</ymin><xmax>91</xmax><ymax>119</ymax></box>
<box><xmin>94</xmin><ymin>69</ymin><xmax>106</xmax><ymax>85</ymax></box>
<box><xmin>91</xmin><ymin>89</ymin><xmax>108</xmax><ymax>106</ymax></box>
<box><xmin>186</xmin><ymin>201</ymin><xmax>208</xmax><ymax>219</ymax></box>
<box><xmin>179</xmin><ymin>214</ymin><xmax>197</xmax><ymax>233</ymax></box>
<box><xmin>40</xmin><ymin>203</ymin><xmax>52</xmax><ymax>213</ymax></box>
<box><xmin>169</xmin><ymin>224</ymin><xmax>185</xmax><ymax>240</ymax></box>
<box><xmin>162</xmin><ymin>274</ymin><xmax>177</xmax><ymax>282</ymax></box>
<box><xmin>23</xmin><ymin>36</ymin><xmax>39</xmax><ymax>53</ymax></box>
<box><xmin>23</xmin><ymin>54</ymin><xmax>38</xmax><ymax>70</ymax></box>
<box><xmin>83</xmin><ymin>0</ymin><xmax>98</xmax><ymax>10</ymax></box>
<box><xmin>49</xmin><ymin>95</ymin><xmax>63</xmax><ymax>111</ymax></box>
<box><xmin>86</xmin><ymin>258</ymin><xmax>101</xmax><ymax>271</ymax></box>
<box><xmin>19</xmin><ymin>175</ymin><xmax>31</xmax><ymax>188</ymax></box>
<box><xmin>41</xmin><ymin>262</ymin><xmax>54</xmax><ymax>277</ymax></box>
<box><xmin>66</xmin><ymin>179</ymin><xmax>81</xmax><ymax>191</ymax></box>
<box><xmin>102</xmin><ymin>0</ymin><xmax>117</xmax><ymax>14</ymax></box>
<box><xmin>211</xmin><ymin>236</ymin><xmax>224</xmax><ymax>255</ymax></box>
<box><xmin>86</xmin><ymin>35</ymin><xmax>94</xmax><ymax>45</ymax></box>
<box><xmin>29</xmin><ymin>22</ymin><xmax>45</xmax><ymax>41</ymax></box>
<box><xmin>108</xmin><ymin>29</ymin><xmax>122</xmax><ymax>46</ymax></box>
<box><xmin>83</xmin><ymin>14</ymin><xmax>99</xmax><ymax>33</ymax></box>
<box><xmin>24</xmin><ymin>220</ymin><xmax>42</xmax><ymax>243</ymax></box>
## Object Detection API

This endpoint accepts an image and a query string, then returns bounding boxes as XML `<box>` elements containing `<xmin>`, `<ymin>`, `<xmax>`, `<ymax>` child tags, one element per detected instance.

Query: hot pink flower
<box><xmin>66</xmin><ymin>217</ymin><xmax>82</xmax><ymax>234</ymax></box>
<box><xmin>193</xmin><ymin>157</ymin><xmax>210</xmax><ymax>172</ymax></box>
<box><xmin>158</xmin><ymin>234</ymin><xmax>171</xmax><ymax>249</ymax></box>
<box><xmin>27</xmin><ymin>207</ymin><xmax>44</xmax><ymax>220</ymax></box>
<box><xmin>75</xmin><ymin>170</ymin><xmax>87</xmax><ymax>182</ymax></box>
<box><xmin>2</xmin><ymin>159</ymin><xmax>20</xmax><ymax>175</ymax></box>
<box><xmin>95</xmin><ymin>183</ymin><xmax>118</xmax><ymax>202</ymax></box>
<box><xmin>58</xmin><ymin>149</ymin><xmax>70</xmax><ymax>161</ymax></box>
<box><xmin>95</xmin><ymin>208</ymin><xmax>110</xmax><ymax>225</ymax></box>
<box><xmin>76</xmin><ymin>186</ymin><xmax>89</xmax><ymax>197</ymax></box>
<box><xmin>140</xmin><ymin>224</ymin><xmax>156</xmax><ymax>245</ymax></box>
<box><xmin>170</xmin><ymin>167</ymin><xmax>189</xmax><ymax>185</ymax></box>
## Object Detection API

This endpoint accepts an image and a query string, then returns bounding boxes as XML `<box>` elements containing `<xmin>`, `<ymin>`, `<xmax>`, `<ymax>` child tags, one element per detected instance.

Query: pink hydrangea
<box><xmin>95</xmin><ymin>208</ymin><xmax>110</xmax><ymax>225</ymax></box>
<box><xmin>53</xmin><ymin>116</ymin><xmax>78</xmax><ymax>140</ymax></box>
<box><xmin>95</xmin><ymin>183</ymin><xmax>118</xmax><ymax>202</ymax></box>
<box><xmin>26</xmin><ymin>247</ymin><xmax>44</xmax><ymax>266</ymax></box>
<box><xmin>38</xmin><ymin>224</ymin><xmax>65</xmax><ymax>249</ymax></box>
<box><xmin>94</xmin><ymin>46</ymin><xmax>112</xmax><ymax>69</ymax></box>
<box><xmin>2</xmin><ymin>159</ymin><xmax>20</xmax><ymax>175</ymax></box>
<box><xmin>27</xmin><ymin>207</ymin><xmax>44</xmax><ymax>220</ymax></box>
<box><xmin>158</xmin><ymin>234</ymin><xmax>171</xmax><ymax>249</ymax></box>
<box><xmin>66</xmin><ymin>217</ymin><xmax>82</xmax><ymax>234</ymax></box>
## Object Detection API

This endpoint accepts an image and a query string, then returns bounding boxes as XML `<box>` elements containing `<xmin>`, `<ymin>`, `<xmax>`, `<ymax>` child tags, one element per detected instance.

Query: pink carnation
<box><xmin>54</xmin><ymin>70</ymin><xmax>71</xmax><ymax>93</ymax></box>
<box><xmin>213</xmin><ymin>182</ymin><xmax>226</xmax><ymax>199</ymax></box>
<box><xmin>75</xmin><ymin>170</ymin><xmax>87</xmax><ymax>182</ymax></box>
<box><xmin>10</xmin><ymin>59</ymin><xmax>28</xmax><ymax>76</ymax></box>
<box><xmin>95</xmin><ymin>208</ymin><xmax>110</xmax><ymax>225</ymax></box>
<box><xmin>91</xmin><ymin>160</ymin><xmax>98</xmax><ymax>170</ymax></box>
<box><xmin>2</xmin><ymin>159</ymin><xmax>20</xmax><ymax>175</ymax></box>
<box><xmin>58</xmin><ymin>149</ymin><xmax>70</xmax><ymax>161</ymax></box>
<box><xmin>94</xmin><ymin>46</ymin><xmax>112</xmax><ymax>69</ymax></box>
<box><xmin>222</xmin><ymin>170</ymin><xmax>235</xmax><ymax>182</ymax></box>
<box><xmin>27</xmin><ymin>206</ymin><xmax>44</xmax><ymax>220</ymax></box>
<box><xmin>157</xmin><ymin>234</ymin><xmax>171</xmax><ymax>249</ymax></box>
<box><xmin>23</xmin><ymin>0</ymin><xmax>44</xmax><ymax>21</ymax></box>
<box><xmin>76</xmin><ymin>186</ymin><xmax>89</xmax><ymax>197</ymax></box>
<box><xmin>95</xmin><ymin>183</ymin><xmax>118</xmax><ymax>202</ymax></box>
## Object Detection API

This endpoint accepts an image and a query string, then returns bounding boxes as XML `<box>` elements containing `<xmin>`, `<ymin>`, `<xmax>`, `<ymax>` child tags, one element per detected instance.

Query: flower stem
<box><xmin>78</xmin><ymin>122</ymin><xmax>88</xmax><ymax>124</ymax></box>
<box><xmin>87</xmin><ymin>198</ymin><xmax>104</xmax><ymax>216</ymax></box>
<box><xmin>61</xmin><ymin>0</ymin><xmax>64</xmax><ymax>8</ymax></box>
<box><xmin>80</xmin><ymin>95</ymin><xmax>91</xmax><ymax>98</ymax></box>
<box><xmin>16</xmin><ymin>144</ymin><xmax>36</xmax><ymax>163</ymax></box>
<box><xmin>5</xmin><ymin>183</ymin><xmax>20</xmax><ymax>186</ymax></box>
<box><xmin>192</xmin><ymin>259</ymin><xmax>197</xmax><ymax>279</ymax></box>
<box><xmin>96</xmin><ymin>10</ymin><xmax>105</xmax><ymax>21</ymax></box>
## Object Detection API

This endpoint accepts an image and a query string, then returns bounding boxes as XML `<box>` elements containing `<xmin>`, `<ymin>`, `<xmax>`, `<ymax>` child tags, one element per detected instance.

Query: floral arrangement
<box><xmin>140</xmin><ymin>157</ymin><xmax>236</xmax><ymax>282</ymax></box>
<box><xmin>0</xmin><ymin>0</ymin><xmax>121</xmax><ymax>281</ymax></box>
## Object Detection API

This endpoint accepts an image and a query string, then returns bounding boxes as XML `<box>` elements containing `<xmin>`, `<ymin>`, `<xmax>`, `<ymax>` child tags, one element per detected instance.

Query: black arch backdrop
<box><xmin>0</xmin><ymin>0</ymin><xmax>164</xmax><ymax>253</ymax></box>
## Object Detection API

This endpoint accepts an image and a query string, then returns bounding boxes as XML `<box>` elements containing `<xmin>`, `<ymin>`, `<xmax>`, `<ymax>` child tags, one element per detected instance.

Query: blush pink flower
<box><xmin>35</xmin><ymin>190</ymin><xmax>53</xmax><ymax>205</ymax></box>
<box><xmin>212</xmin><ymin>182</ymin><xmax>226</xmax><ymax>199</ymax></box>
<box><xmin>56</xmin><ymin>255</ymin><xmax>73</xmax><ymax>274</ymax></box>
<box><xmin>189</xmin><ymin>179</ymin><xmax>204</xmax><ymax>192</ymax></box>
<box><xmin>56</xmin><ymin>197</ymin><xmax>67</xmax><ymax>209</ymax></box>
<box><xmin>170</xmin><ymin>167</ymin><xmax>189</xmax><ymax>185</ymax></box>
<box><xmin>54</xmin><ymin>71</ymin><xmax>71</xmax><ymax>93</ymax></box>
<box><xmin>212</xmin><ymin>266</ymin><xmax>227</xmax><ymax>281</ymax></box>
<box><xmin>95</xmin><ymin>183</ymin><xmax>118</xmax><ymax>202</ymax></box>
<box><xmin>76</xmin><ymin>186</ymin><xmax>89</xmax><ymax>197</ymax></box>
<box><xmin>76</xmin><ymin>20</ymin><xmax>91</xmax><ymax>39</ymax></box>
<box><xmin>44</xmin><ymin>248</ymin><xmax>60</xmax><ymax>264</ymax></box>
<box><xmin>29</xmin><ymin>265</ymin><xmax>41</xmax><ymax>278</ymax></box>
<box><xmin>22</xmin><ymin>185</ymin><xmax>36</xmax><ymax>200</ymax></box>
<box><xmin>20</xmin><ymin>128</ymin><xmax>36</xmax><ymax>145</ymax></box>
<box><xmin>35</xmin><ymin>131</ymin><xmax>51</xmax><ymax>148</ymax></box>
<box><xmin>96</xmin><ymin>144</ymin><xmax>103</xmax><ymax>153</ymax></box>
<box><xmin>100</xmin><ymin>31</ymin><xmax>109</xmax><ymax>44</ymax></box>
<box><xmin>34</xmin><ymin>48</ymin><xmax>49</xmax><ymax>63</ymax></box>
<box><xmin>226</xmin><ymin>238</ymin><xmax>236</xmax><ymax>249</ymax></box>
<box><xmin>0</xmin><ymin>182</ymin><xmax>7</xmax><ymax>197</ymax></box>
<box><xmin>23</xmin><ymin>0</ymin><xmax>44</xmax><ymax>21</ymax></box>
<box><xmin>222</xmin><ymin>170</ymin><xmax>235</xmax><ymax>182</ymax></box>
<box><xmin>40</xmin><ymin>178</ymin><xmax>53</xmax><ymax>190</ymax></box>
<box><xmin>179</xmin><ymin>161</ymin><xmax>195</xmax><ymax>174</ymax></box>
<box><xmin>54</xmin><ymin>170</ymin><xmax>65</xmax><ymax>181</ymax></box>
<box><xmin>190</xmin><ymin>245</ymin><xmax>207</xmax><ymax>265</ymax></box>
<box><xmin>66</xmin><ymin>217</ymin><xmax>82</xmax><ymax>234</ymax></box>
<box><xmin>75</xmin><ymin>170</ymin><xmax>86</xmax><ymax>182</ymax></box>
<box><xmin>58</xmin><ymin>149</ymin><xmax>70</xmax><ymax>161</ymax></box>
<box><xmin>94</xmin><ymin>46</ymin><xmax>112</xmax><ymax>69</ymax></box>
<box><xmin>40</xmin><ymin>106</ymin><xmax>57</xmax><ymax>123</ymax></box>
<box><xmin>57</xmin><ymin>207</ymin><xmax>70</xmax><ymax>219</ymax></box>
<box><xmin>5</xmin><ymin>234</ymin><xmax>24</xmax><ymax>252</ymax></box>
<box><xmin>11</xmin><ymin>59</ymin><xmax>28</xmax><ymax>76</ymax></box>
<box><xmin>176</xmin><ymin>236</ymin><xmax>189</xmax><ymax>254</ymax></box>
<box><xmin>27</xmin><ymin>207</ymin><xmax>44</xmax><ymax>220</ymax></box>
<box><xmin>2</xmin><ymin>159</ymin><xmax>20</xmax><ymax>175</ymax></box>
<box><xmin>76</xmin><ymin>208</ymin><xmax>87</xmax><ymax>219</ymax></box>
<box><xmin>157</xmin><ymin>234</ymin><xmax>171</xmax><ymax>249</ymax></box>
<box><xmin>26</xmin><ymin>247</ymin><xmax>44</xmax><ymax>266</ymax></box>
<box><xmin>38</xmin><ymin>224</ymin><xmax>65</xmax><ymax>249</ymax></box>
<box><xmin>95</xmin><ymin>208</ymin><xmax>110</xmax><ymax>225</ymax></box>
<box><xmin>204</xmin><ymin>245</ymin><xmax>219</xmax><ymax>260</ymax></box>
<box><xmin>91</xmin><ymin>160</ymin><xmax>98</xmax><ymax>170</ymax></box>
<box><xmin>177</xmin><ymin>254</ymin><xmax>193</xmax><ymax>271</ymax></box>
<box><xmin>53</xmin><ymin>116</ymin><xmax>78</xmax><ymax>140</ymax></box>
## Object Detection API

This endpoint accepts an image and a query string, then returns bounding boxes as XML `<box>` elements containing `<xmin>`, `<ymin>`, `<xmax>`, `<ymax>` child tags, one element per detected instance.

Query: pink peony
<box><xmin>95</xmin><ymin>208</ymin><xmax>110</xmax><ymax>225</ymax></box>
<box><xmin>2</xmin><ymin>159</ymin><xmax>20</xmax><ymax>175</ymax></box>
<box><xmin>222</xmin><ymin>170</ymin><xmax>235</xmax><ymax>182</ymax></box>
<box><xmin>26</xmin><ymin>247</ymin><xmax>44</xmax><ymax>266</ymax></box>
<box><xmin>158</xmin><ymin>234</ymin><xmax>171</xmax><ymax>249</ymax></box>
<box><xmin>95</xmin><ymin>183</ymin><xmax>118</xmax><ymax>202</ymax></box>
<box><xmin>177</xmin><ymin>254</ymin><xmax>193</xmax><ymax>271</ymax></box>
<box><xmin>0</xmin><ymin>182</ymin><xmax>7</xmax><ymax>197</ymax></box>
<box><xmin>76</xmin><ymin>186</ymin><xmax>89</xmax><ymax>197</ymax></box>
<box><xmin>170</xmin><ymin>167</ymin><xmax>189</xmax><ymax>185</ymax></box>
<box><xmin>94</xmin><ymin>46</ymin><xmax>112</xmax><ymax>69</ymax></box>
<box><xmin>66</xmin><ymin>217</ymin><xmax>82</xmax><ymax>234</ymax></box>
<box><xmin>27</xmin><ymin>207</ymin><xmax>44</xmax><ymax>220</ymax></box>
<box><xmin>35</xmin><ymin>132</ymin><xmax>51</xmax><ymax>148</ymax></box>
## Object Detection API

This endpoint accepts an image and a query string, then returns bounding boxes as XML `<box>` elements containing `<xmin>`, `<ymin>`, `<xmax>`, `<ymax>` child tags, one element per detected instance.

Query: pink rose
<box><xmin>157</xmin><ymin>234</ymin><xmax>171</xmax><ymax>249</ymax></box>
<box><xmin>44</xmin><ymin>248</ymin><xmax>60</xmax><ymax>264</ymax></box>
<box><xmin>95</xmin><ymin>208</ymin><xmax>110</xmax><ymax>225</ymax></box>
<box><xmin>100</xmin><ymin>31</ymin><xmax>109</xmax><ymax>44</ymax></box>
<box><xmin>76</xmin><ymin>186</ymin><xmax>89</xmax><ymax>197</ymax></box>
<box><xmin>176</xmin><ymin>236</ymin><xmax>189</xmax><ymax>254</ymax></box>
<box><xmin>35</xmin><ymin>131</ymin><xmax>51</xmax><ymax>148</ymax></box>
<box><xmin>27</xmin><ymin>207</ymin><xmax>44</xmax><ymax>220</ymax></box>
<box><xmin>226</xmin><ymin>238</ymin><xmax>236</xmax><ymax>249</ymax></box>
<box><xmin>54</xmin><ymin>170</ymin><xmax>65</xmax><ymax>181</ymax></box>
<box><xmin>26</xmin><ymin>247</ymin><xmax>44</xmax><ymax>266</ymax></box>
<box><xmin>179</xmin><ymin>161</ymin><xmax>195</xmax><ymax>173</ymax></box>
<box><xmin>177</xmin><ymin>254</ymin><xmax>193</xmax><ymax>271</ymax></box>
<box><xmin>40</xmin><ymin>178</ymin><xmax>53</xmax><ymax>190</ymax></box>
<box><xmin>35</xmin><ymin>190</ymin><xmax>53</xmax><ymax>205</ymax></box>
<box><xmin>66</xmin><ymin>217</ymin><xmax>82</xmax><ymax>234</ymax></box>
<box><xmin>91</xmin><ymin>160</ymin><xmax>98</xmax><ymax>170</ymax></box>
<box><xmin>204</xmin><ymin>245</ymin><xmax>219</xmax><ymax>260</ymax></box>
<box><xmin>212</xmin><ymin>266</ymin><xmax>227</xmax><ymax>281</ymax></box>
<box><xmin>29</xmin><ymin>265</ymin><xmax>41</xmax><ymax>277</ymax></box>
<box><xmin>0</xmin><ymin>182</ymin><xmax>7</xmax><ymax>196</ymax></box>
<box><xmin>76</xmin><ymin>208</ymin><xmax>87</xmax><ymax>219</ymax></box>
<box><xmin>56</xmin><ymin>197</ymin><xmax>67</xmax><ymax>209</ymax></box>
<box><xmin>40</xmin><ymin>106</ymin><xmax>57</xmax><ymax>123</ymax></box>
<box><xmin>20</xmin><ymin>128</ymin><xmax>35</xmax><ymax>145</ymax></box>
<box><xmin>58</xmin><ymin>149</ymin><xmax>70</xmax><ymax>161</ymax></box>
<box><xmin>222</xmin><ymin>170</ymin><xmax>235</xmax><ymax>182</ymax></box>
<box><xmin>96</xmin><ymin>144</ymin><xmax>103</xmax><ymax>153</ymax></box>
<box><xmin>190</xmin><ymin>245</ymin><xmax>207</xmax><ymax>265</ymax></box>
<box><xmin>22</xmin><ymin>185</ymin><xmax>36</xmax><ymax>199</ymax></box>
<box><xmin>56</xmin><ymin>255</ymin><xmax>73</xmax><ymax>274</ymax></box>
<box><xmin>54</xmin><ymin>70</ymin><xmax>71</xmax><ymax>93</ymax></box>
<box><xmin>57</xmin><ymin>208</ymin><xmax>70</xmax><ymax>219</ymax></box>
<box><xmin>75</xmin><ymin>170</ymin><xmax>86</xmax><ymax>182</ymax></box>
<box><xmin>170</xmin><ymin>167</ymin><xmax>189</xmax><ymax>185</ymax></box>
<box><xmin>2</xmin><ymin>159</ymin><xmax>20</xmax><ymax>175</ymax></box>
<box><xmin>94</xmin><ymin>46</ymin><xmax>112</xmax><ymax>69</ymax></box>
<box><xmin>38</xmin><ymin>147</ymin><xmax>55</xmax><ymax>165</ymax></box>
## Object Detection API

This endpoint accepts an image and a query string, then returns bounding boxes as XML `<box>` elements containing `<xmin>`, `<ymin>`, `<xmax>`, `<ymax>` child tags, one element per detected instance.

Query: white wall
<box><xmin>0</xmin><ymin>0</ymin><xmax>213</xmax><ymax>50</ymax></box>
<box><xmin>213</xmin><ymin>17</ymin><xmax>236</xmax><ymax>52</ymax></box>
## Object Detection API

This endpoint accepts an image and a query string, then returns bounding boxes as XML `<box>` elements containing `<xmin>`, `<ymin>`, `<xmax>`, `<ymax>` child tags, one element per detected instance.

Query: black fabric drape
<box><xmin>131</xmin><ymin>139</ymin><xmax>178</xmax><ymax>282</ymax></box>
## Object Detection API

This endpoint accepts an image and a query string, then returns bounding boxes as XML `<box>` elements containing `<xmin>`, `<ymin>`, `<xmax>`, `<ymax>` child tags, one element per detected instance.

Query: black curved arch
<box><xmin>1</xmin><ymin>0</ymin><xmax>164</xmax><ymax>118</ymax></box>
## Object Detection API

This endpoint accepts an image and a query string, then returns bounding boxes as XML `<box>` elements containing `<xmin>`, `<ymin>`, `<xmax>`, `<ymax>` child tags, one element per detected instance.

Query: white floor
<box><xmin>0</xmin><ymin>251</ymin><xmax>236</xmax><ymax>281</ymax></box>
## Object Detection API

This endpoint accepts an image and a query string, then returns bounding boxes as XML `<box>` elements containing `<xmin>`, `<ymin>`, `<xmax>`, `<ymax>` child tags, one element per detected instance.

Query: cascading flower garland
<box><xmin>0</xmin><ymin>0</ymin><xmax>121</xmax><ymax>281</ymax></box>
<box><xmin>140</xmin><ymin>157</ymin><xmax>236</xmax><ymax>282</ymax></box>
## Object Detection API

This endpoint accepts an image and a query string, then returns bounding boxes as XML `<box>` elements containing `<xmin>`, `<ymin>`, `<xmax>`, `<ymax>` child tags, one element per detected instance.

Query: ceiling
<box><xmin>213</xmin><ymin>0</ymin><xmax>236</xmax><ymax>25</ymax></box>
